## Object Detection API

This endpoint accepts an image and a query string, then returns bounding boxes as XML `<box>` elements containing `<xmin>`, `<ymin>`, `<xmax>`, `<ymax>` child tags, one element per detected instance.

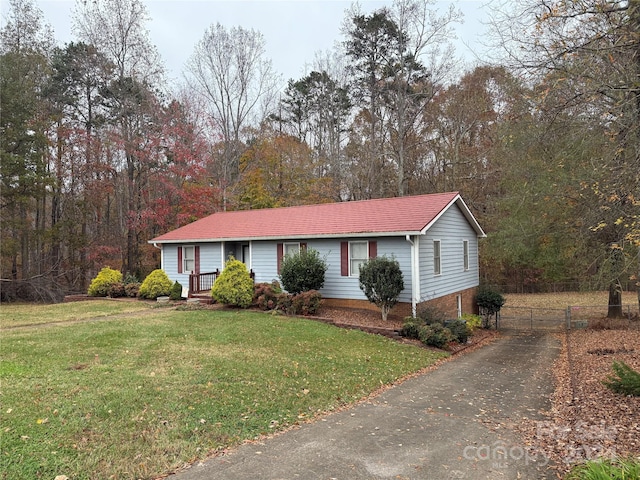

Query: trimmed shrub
<box><xmin>416</xmin><ymin>304</ymin><xmax>447</xmax><ymax>325</ymax></box>
<box><xmin>253</xmin><ymin>281</ymin><xmax>283</xmax><ymax>311</ymax></box>
<box><xmin>169</xmin><ymin>281</ymin><xmax>183</xmax><ymax>301</ymax></box>
<box><xmin>211</xmin><ymin>257</ymin><xmax>254</xmax><ymax>308</ymax></box>
<box><xmin>279</xmin><ymin>248</ymin><xmax>327</xmax><ymax>294</ymax></box>
<box><xmin>359</xmin><ymin>255</ymin><xmax>404</xmax><ymax>321</ymax></box>
<box><xmin>476</xmin><ymin>286</ymin><xmax>505</xmax><ymax>328</ymax></box>
<box><xmin>125</xmin><ymin>282</ymin><xmax>141</xmax><ymax>298</ymax></box>
<box><xmin>460</xmin><ymin>313</ymin><xmax>482</xmax><ymax>331</ymax></box>
<box><xmin>276</xmin><ymin>292</ymin><xmax>294</xmax><ymax>314</ymax></box>
<box><xmin>139</xmin><ymin>269</ymin><xmax>173</xmax><ymax>299</ymax></box>
<box><xmin>603</xmin><ymin>361</ymin><xmax>640</xmax><ymax>396</ymax></box>
<box><xmin>108</xmin><ymin>282</ymin><xmax>126</xmax><ymax>298</ymax></box>
<box><xmin>291</xmin><ymin>290</ymin><xmax>323</xmax><ymax>315</ymax></box>
<box><xmin>400</xmin><ymin>319</ymin><xmax>420</xmax><ymax>339</ymax></box>
<box><xmin>418</xmin><ymin>323</ymin><xmax>453</xmax><ymax>349</ymax></box>
<box><xmin>88</xmin><ymin>267</ymin><xmax>123</xmax><ymax>297</ymax></box>
<box><xmin>445</xmin><ymin>319</ymin><xmax>470</xmax><ymax>344</ymax></box>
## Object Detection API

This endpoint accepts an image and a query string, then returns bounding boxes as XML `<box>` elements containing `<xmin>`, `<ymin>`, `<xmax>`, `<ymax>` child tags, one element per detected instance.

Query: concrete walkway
<box><xmin>169</xmin><ymin>333</ymin><xmax>561</xmax><ymax>480</ymax></box>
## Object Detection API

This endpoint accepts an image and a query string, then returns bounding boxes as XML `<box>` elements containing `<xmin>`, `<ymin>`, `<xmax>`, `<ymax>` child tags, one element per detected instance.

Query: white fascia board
<box><xmin>148</xmin><ymin>231</ymin><xmax>422</xmax><ymax>244</ymax></box>
<box><xmin>420</xmin><ymin>194</ymin><xmax>486</xmax><ymax>238</ymax></box>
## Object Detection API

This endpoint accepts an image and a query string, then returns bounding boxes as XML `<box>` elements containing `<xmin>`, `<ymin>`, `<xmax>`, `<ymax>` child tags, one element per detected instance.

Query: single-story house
<box><xmin>149</xmin><ymin>192</ymin><xmax>485</xmax><ymax>318</ymax></box>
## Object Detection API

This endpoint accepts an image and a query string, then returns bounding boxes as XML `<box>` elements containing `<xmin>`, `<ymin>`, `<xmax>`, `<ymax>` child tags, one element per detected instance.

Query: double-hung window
<box><xmin>433</xmin><ymin>240</ymin><xmax>441</xmax><ymax>275</ymax></box>
<box><xmin>463</xmin><ymin>240</ymin><xmax>469</xmax><ymax>271</ymax></box>
<box><xmin>183</xmin><ymin>246</ymin><xmax>195</xmax><ymax>273</ymax></box>
<box><xmin>284</xmin><ymin>242</ymin><xmax>300</xmax><ymax>258</ymax></box>
<box><xmin>350</xmin><ymin>241</ymin><xmax>368</xmax><ymax>276</ymax></box>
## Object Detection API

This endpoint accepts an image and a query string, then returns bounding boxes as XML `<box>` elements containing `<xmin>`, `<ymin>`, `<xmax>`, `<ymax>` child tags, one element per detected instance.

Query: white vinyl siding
<box><xmin>249</xmin><ymin>237</ymin><xmax>412</xmax><ymax>303</ymax></box>
<box><xmin>162</xmin><ymin>243</ymin><xmax>222</xmax><ymax>287</ymax></box>
<box><xmin>419</xmin><ymin>204</ymin><xmax>479</xmax><ymax>302</ymax></box>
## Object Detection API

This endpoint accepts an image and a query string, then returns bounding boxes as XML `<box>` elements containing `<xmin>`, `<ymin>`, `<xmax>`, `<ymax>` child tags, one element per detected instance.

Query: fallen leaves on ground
<box><xmin>517</xmin><ymin>328</ymin><xmax>640</xmax><ymax>476</ymax></box>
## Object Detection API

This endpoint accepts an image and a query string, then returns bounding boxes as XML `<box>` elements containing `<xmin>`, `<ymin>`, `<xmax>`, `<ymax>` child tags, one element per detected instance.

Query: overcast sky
<box><xmin>7</xmin><ymin>0</ymin><xmax>492</xmax><ymax>87</ymax></box>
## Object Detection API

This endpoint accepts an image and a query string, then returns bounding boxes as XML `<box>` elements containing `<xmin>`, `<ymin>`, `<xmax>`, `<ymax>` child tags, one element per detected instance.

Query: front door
<box><xmin>241</xmin><ymin>244</ymin><xmax>250</xmax><ymax>267</ymax></box>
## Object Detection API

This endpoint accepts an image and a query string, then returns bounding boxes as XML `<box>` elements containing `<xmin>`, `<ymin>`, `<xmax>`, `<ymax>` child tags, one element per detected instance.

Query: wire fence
<box><xmin>497</xmin><ymin>303</ymin><xmax>640</xmax><ymax>332</ymax></box>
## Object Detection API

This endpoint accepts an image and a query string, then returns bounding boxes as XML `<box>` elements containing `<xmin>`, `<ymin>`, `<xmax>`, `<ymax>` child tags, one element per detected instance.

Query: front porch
<box><xmin>187</xmin><ymin>269</ymin><xmax>255</xmax><ymax>298</ymax></box>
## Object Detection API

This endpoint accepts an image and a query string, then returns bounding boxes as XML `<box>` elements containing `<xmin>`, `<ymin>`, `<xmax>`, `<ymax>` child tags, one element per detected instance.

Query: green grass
<box><xmin>0</xmin><ymin>306</ymin><xmax>447</xmax><ymax>479</ymax></box>
<box><xmin>0</xmin><ymin>300</ymin><xmax>154</xmax><ymax>328</ymax></box>
<box><xmin>565</xmin><ymin>457</ymin><xmax>640</xmax><ymax>479</ymax></box>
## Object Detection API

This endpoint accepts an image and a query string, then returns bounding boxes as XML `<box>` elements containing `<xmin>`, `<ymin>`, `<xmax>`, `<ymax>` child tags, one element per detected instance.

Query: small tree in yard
<box><xmin>279</xmin><ymin>248</ymin><xmax>327</xmax><ymax>294</ymax></box>
<box><xmin>359</xmin><ymin>256</ymin><xmax>404</xmax><ymax>321</ymax></box>
<box><xmin>476</xmin><ymin>286</ymin><xmax>505</xmax><ymax>328</ymax></box>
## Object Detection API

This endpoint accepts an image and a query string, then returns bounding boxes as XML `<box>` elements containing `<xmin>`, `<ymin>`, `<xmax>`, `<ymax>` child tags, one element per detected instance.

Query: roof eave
<box><xmin>149</xmin><ymin>231</ymin><xmax>424</xmax><ymax>245</ymax></box>
<box><xmin>420</xmin><ymin>194</ymin><xmax>486</xmax><ymax>237</ymax></box>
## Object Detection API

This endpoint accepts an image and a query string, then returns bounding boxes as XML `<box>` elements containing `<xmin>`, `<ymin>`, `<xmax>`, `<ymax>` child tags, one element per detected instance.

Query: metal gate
<box><xmin>497</xmin><ymin>306</ymin><xmax>568</xmax><ymax>332</ymax></box>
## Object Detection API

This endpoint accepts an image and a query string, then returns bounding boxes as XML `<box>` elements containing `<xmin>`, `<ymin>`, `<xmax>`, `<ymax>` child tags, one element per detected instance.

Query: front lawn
<box><xmin>0</xmin><ymin>306</ymin><xmax>446</xmax><ymax>479</ymax></box>
<box><xmin>0</xmin><ymin>299</ymin><xmax>154</xmax><ymax>328</ymax></box>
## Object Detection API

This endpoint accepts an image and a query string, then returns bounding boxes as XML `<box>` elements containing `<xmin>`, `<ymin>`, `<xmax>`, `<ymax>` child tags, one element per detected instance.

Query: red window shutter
<box><xmin>340</xmin><ymin>242</ymin><xmax>349</xmax><ymax>276</ymax></box>
<box><xmin>368</xmin><ymin>241</ymin><xmax>377</xmax><ymax>258</ymax></box>
<box><xmin>277</xmin><ymin>243</ymin><xmax>283</xmax><ymax>274</ymax></box>
<box><xmin>194</xmin><ymin>246</ymin><xmax>200</xmax><ymax>274</ymax></box>
<box><xmin>177</xmin><ymin>247</ymin><xmax>183</xmax><ymax>274</ymax></box>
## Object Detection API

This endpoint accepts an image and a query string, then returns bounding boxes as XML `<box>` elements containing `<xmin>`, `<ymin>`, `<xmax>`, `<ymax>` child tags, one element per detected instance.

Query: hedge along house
<box><xmin>149</xmin><ymin>192</ymin><xmax>485</xmax><ymax>318</ymax></box>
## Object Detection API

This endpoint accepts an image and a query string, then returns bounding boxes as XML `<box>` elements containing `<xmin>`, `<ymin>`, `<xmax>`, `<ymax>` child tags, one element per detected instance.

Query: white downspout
<box><xmin>406</xmin><ymin>235</ymin><xmax>418</xmax><ymax>318</ymax></box>
<box><xmin>152</xmin><ymin>242</ymin><xmax>163</xmax><ymax>270</ymax></box>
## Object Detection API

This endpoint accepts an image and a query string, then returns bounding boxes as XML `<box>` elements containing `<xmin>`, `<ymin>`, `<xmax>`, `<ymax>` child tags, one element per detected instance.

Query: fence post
<box><xmin>530</xmin><ymin>309</ymin><xmax>533</xmax><ymax>330</ymax></box>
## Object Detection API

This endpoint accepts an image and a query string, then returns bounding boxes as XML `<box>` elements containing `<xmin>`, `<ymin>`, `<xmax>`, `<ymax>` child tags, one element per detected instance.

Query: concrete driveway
<box><xmin>168</xmin><ymin>333</ymin><xmax>561</xmax><ymax>480</ymax></box>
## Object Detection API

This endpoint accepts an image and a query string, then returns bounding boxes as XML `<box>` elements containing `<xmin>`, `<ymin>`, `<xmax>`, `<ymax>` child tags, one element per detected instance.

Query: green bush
<box><xmin>169</xmin><ymin>281</ymin><xmax>183</xmax><ymax>301</ymax></box>
<box><xmin>602</xmin><ymin>361</ymin><xmax>640</xmax><ymax>396</ymax></box>
<box><xmin>476</xmin><ymin>286</ymin><xmax>505</xmax><ymax>328</ymax></box>
<box><xmin>253</xmin><ymin>281</ymin><xmax>282</xmax><ymax>310</ymax></box>
<box><xmin>445</xmin><ymin>319</ymin><xmax>470</xmax><ymax>343</ymax></box>
<box><xmin>279</xmin><ymin>248</ymin><xmax>327</xmax><ymax>294</ymax></box>
<box><xmin>460</xmin><ymin>313</ymin><xmax>482</xmax><ymax>331</ymax></box>
<box><xmin>566</xmin><ymin>457</ymin><xmax>640</xmax><ymax>480</ymax></box>
<box><xmin>211</xmin><ymin>257</ymin><xmax>254</xmax><ymax>308</ymax></box>
<box><xmin>416</xmin><ymin>304</ymin><xmax>447</xmax><ymax>325</ymax></box>
<box><xmin>400</xmin><ymin>319</ymin><xmax>420</xmax><ymax>339</ymax></box>
<box><xmin>88</xmin><ymin>267</ymin><xmax>123</xmax><ymax>297</ymax></box>
<box><xmin>123</xmin><ymin>273</ymin><xmax>139</xmax><ymax>285</ymax></box>
<box><xmin>418</xmin><ymin>323</ymin><xmax>453</xmax><ymax>349</ymax></box>
<box><xmin>359</xmin><ymin>255</ymin><xmax>404</xmax><ymax>321</ymax></box>
<box><xmin>138</xmin><ymin>269</ymin><xmax>173</xmax><ymax>300</ymax></box>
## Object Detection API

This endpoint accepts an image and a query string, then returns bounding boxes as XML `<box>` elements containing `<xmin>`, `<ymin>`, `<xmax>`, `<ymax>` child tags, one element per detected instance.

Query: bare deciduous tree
<box><xmin>186</xmin><ymin>23</ymin><xmax>281</xmax><ymax>208</ymax></box>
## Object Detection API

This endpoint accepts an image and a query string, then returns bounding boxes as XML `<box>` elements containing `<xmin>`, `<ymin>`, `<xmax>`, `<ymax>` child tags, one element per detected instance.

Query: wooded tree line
<box><xmin>1</xmin><ymin>0</ymin><xmax>638</xmax><ymax>309</ymax></box>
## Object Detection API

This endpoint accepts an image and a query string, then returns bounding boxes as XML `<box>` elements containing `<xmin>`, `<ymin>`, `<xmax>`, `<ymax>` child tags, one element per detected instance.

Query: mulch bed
<box><xmin>310</xmin><ymin>306</ymin><xmax>498</xmax><ymax>354</ymax></box>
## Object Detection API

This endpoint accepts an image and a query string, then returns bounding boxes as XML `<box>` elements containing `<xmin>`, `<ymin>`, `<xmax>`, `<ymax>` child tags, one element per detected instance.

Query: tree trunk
<box><xmin>607</xmin><ymin>280</ymin><xmax>623</xmax><ymax>318</ymax></box>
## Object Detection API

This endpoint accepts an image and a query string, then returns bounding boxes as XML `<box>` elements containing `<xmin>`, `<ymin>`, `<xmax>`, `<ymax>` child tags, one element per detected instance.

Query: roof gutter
<box><xmin>149</xmin><ymin>231</ymin><xmax>424</xmax><ymax>245</ymax></box>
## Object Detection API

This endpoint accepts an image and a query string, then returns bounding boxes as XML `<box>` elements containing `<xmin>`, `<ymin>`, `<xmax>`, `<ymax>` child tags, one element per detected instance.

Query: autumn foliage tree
<box><xmin>493</xmin><ymin>0</ymin><xmax>640</xmax><ymax>312</ymax></box>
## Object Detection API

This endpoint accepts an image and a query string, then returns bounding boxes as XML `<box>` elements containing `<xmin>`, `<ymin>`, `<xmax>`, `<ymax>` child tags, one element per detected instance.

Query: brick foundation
<box><xmin>322</xmin><ymin>298</ymin><xmax>413</xmax><ymax>318</ymax></box>
<box><xmin>417</xmin><ymin>287</ymin><xmax>479</xmax><ymax>318</ymax></box>
<box><xmin>323</xmin><ymin>287</ymin><xmax>478</xmax><ymax>319</ymax></box>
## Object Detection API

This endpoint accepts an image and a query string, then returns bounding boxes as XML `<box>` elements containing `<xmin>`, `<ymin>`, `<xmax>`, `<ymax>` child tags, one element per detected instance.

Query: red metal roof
<box><xmin>150</xmin><ymin>192</ymin><xmax>483</xmax><ymax>243</ymax></box>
